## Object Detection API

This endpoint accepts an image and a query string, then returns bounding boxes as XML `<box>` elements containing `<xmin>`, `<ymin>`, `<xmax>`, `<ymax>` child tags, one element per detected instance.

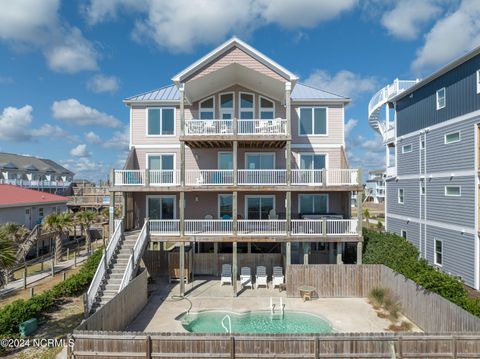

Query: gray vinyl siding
<box><xmin>386</xmin><ymin>216</ymin><xmax>420</xmax><ymax>249</ymax></box>
<box><xmin>397</xmin><ymin>136</ymin><xmax>419</xmax><ymax>175</ymax></box>
<box><xmin>396</xmin><ymin>54</ymin><xmax>480</xmax><ymax>136</ymax></box>
<box><xmin>386</xmin><ymin>179</ymin><xmax>419</xmax><ymax>218</ymax></box>
<box><xmin>425</xmin><ymin>176</ymin><xmax>476</xmax><ymax>228</ymax></box>
<box><xmin>425</xmin><ymin>118</ymin><xmax>477</xmax><ymax>173</ymax></box>
<box><xmin>425</xmin><ymin>225</ymin><xmax>476</xmax><ymax>288</ymax></box>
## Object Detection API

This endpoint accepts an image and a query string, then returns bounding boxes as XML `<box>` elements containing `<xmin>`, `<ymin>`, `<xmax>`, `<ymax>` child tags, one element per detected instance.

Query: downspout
<box><xmin>419</xmin><ymin>132</ymin><xmax>423</xmax><ymax>258</ymax></box>
<box><xmin>424</xmin><ymin>129</ymin><xmax>428</xmax><ymax>259</ymax></box>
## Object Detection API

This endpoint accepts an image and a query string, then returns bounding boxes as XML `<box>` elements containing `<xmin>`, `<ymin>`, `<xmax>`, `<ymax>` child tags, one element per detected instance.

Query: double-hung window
<box><xmin>299</xmin><ymin>107</ymin><xmax>327</xmax><ymax>135</ymax></box>
<box><xmin>434</xmin><ymin>239</ymin><xmax>443</xmax><ymax>266</ymax></box>
<box><xmin>299</xmin><ymin>194</ymin><xmax>328</xmax><ymax>215</ymax></box>
<box><xmin>398</xmin><ymin>189</ymin><xmax>404</xmax><ymax>204</ymax></box>
<box><xmin>240</xmin><ymin>93</ymin><xmax>254</xmax><ymax>119</ymax></box>
<box><xmin>218</xmin><ymin>194</ymin><xmax>233</xmax><ymax>219</ymax></box>
<box><xmin>147</xmin><ymin>108</ymin><xmax>175</xmax><ymax>135</ymax></box>
<box><xmin>147</xmin><ymin>154</ymin><xmax>175</xmax><ymax>184</ymax></box>
<box><xmin>199</xmin><ymin>97</ymin><xmax>215</xmax><ymax>120</ymax></box>
<box><xmin>219</xmin><ymin>93</ymin><xmax>234</xmax><ymax>120</ymax></box>
<box><xmin>259</xmin><ymin>96</ymin><xmax>274</xmax><ymax>119</ymax></box>
<box><xmin>436</xmin><ymin>88</ymin><xmax>446</xmax><ymax>110</ymax></box>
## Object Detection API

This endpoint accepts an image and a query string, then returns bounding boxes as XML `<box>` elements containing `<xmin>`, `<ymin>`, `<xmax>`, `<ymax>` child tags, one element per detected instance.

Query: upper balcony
<box><xmin>181</xmin><ymin>118</ymin><xmax>290</xmax><ymax>148</ymax></box>
<box><xmin>111</xmin><ymin>168</ymin><xmax>361</xmax><ymax>192</ymax></box>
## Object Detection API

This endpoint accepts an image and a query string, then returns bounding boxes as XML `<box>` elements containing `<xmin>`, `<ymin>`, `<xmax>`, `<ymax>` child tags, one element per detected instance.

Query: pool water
<box><xmin>181</xmin><ymin>310</ymin><xmax>333</xmax><ymax>334</ymax></box>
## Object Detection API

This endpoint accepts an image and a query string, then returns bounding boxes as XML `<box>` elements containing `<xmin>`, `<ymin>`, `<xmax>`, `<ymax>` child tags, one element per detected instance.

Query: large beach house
<box><xmin>105</xmin><ymin>38</ymin><xmax>362</xmax><ymax>301</ymax></box>
<box><xmin>368</xmin><ymin>46</ymin><xmax>480</xmax><ymax>290</ymax></box>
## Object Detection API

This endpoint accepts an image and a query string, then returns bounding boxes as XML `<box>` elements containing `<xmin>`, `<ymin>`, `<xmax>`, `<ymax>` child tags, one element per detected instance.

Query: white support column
<box><xmin>357</xmin><ymin>241</ymin><xmax>363</xmax><ymax>265</ymax></box>
<box><xmin>109</xmin><ymin>190</ymin><xmax>116</xmax><ymax>236</ymax></box>
<box><xmin>179</xmin><ymin>242</ymin><xmax>185</xmax><ymax>296</ymax></box>
<box><xmin>232</xmin><ymin>241</ymin><xmax>237</xmax><ymax>296</ymax></box>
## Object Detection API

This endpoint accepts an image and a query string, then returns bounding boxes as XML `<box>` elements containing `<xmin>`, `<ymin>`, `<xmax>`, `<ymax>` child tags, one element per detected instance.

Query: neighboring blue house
<box><xmin>369</xmin><ymin>46</ymin><xmax>480</xmax><ymax>290</ymax></box>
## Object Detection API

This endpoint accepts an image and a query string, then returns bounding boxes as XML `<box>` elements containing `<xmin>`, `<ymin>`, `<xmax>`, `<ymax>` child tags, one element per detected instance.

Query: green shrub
<box><xmin>0</xmin><ymin>248</ymin><xmax>103</xmax><ymax>336</ymax></box>
<box><xmin>368</xmin><ymin>287</ymin><xmax>387</xmax><ymax>308</ymax></box>
<box><xmin>363</xmin><ymin>228</ymin><xmax>480</xmax><ymax>318</ymax></box>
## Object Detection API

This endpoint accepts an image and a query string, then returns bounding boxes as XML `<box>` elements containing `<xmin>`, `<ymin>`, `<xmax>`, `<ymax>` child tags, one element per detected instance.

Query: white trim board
<box><xmin>387</xmin><ymin>213</ymin><xmax>477</xmax><ymax>235</ymax></box>
<box><xmin>396</xmin><ymin>170</ymin><xmax>477</xmax><ymax>180</ymax></box>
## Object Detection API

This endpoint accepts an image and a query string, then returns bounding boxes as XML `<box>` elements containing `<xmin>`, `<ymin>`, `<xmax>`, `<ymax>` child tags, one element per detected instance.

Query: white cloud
<box><xmin>344</xmin><ymin>118</ymin><xmax>358</xmax><ymax>139</ymax></box>
<box><xmin>31</xmin><ymin>124</ymin><xmax>69</xmax><ymax>138</ymax></box>
<box><xmin>52</xmin><ymin>99</ymin><xmax>123</xmax><ymax>128</ymax></box>
<box><xmin>412</xmin><ymin>0</ymin><xmax>480</xmax><ymax>72</ymax></box>
<box><xmin>87</xmin><ymin>74</ymin><xmax>120</xmax><ymax>93</ymax></box>
<box><xmin>304</xmin><ymin>70</ymin><xmax>378</xmax><ymax>99</ymax></box>
<box><xmin>85</xmin><ymin>131</ymin><xmax>102</xmax><ymax>144</ymax></box>
<box><xmin>61</xmin><ymin>157</ymin><xmax>108</xmax><ymax>181</ymax></box>
<box><xmin>346</xmin><ymin>134</ymin><xmax>385</xmax><ymax>171</ymax></box>
<box><xmin>70</xmin><ymin>144</ymin><xmax>90</xmax><ymax>157</ymax></box>
<box><xmin>0</xmin><ymin>0</ymin><xmax>98</xmax><ymax>74</ymax></box>
<box><xmin>85</xmin><ymin>0</ymin><xmax>357</xmax><ymax>52</ymax></box>
<box><xmin>0</xmin><ymin>105</ymin><xmax>33</xmax><ymax>141</ymax></box>
<box><xmin>103</xmin><ymin>129</ymin><xmax>129</xmax><ymax>150</ymax></box>
<box><xmin>0</xmin><ymin>76</ymin><xmax>14</xmax><ymax>84</ymax></box>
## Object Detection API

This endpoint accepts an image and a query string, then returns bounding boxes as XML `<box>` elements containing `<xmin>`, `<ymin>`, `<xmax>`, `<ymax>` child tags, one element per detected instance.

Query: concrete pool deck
<box><xmin>127</xmin><ymin>277</ymin><xmax>420</xmax><ymax>333</ymax></box>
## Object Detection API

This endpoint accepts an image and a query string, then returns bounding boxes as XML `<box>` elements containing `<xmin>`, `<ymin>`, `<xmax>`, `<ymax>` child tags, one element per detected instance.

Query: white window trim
<box><xmin>145</xmin><ymin>194</ymin><xmax>177</xmax><ymax>219</ymax></box>
<box><xmin>146</xmin><ymin>107</ymin><xmax>176</xmax><ymax>137</ymax></box>
<box><xmin>421</xmin><ymin>185</ymin><xmax>426</xmax><ymax>196</ymax></box>
<box><xmin>402</xmin><ymin>144</ymin><xmax>413</xmax><ymax>154</ymax></box>
<box><xmin>259</xmin><ymin>95</ymin><xmax>275</xmax><ymax>119</ymax></box>
<box><xmin>434</xmin><ymin>238</ymin><xmax>443</xmax><ymax>266</ymax></box>
<box><xmin>245</xmin><ymin>152</ymin><xmax>276</xmax><ymax>169</ymax></box>
<box><xmin>298</xmin><ymin>107</ymin><xmax>329</xmax><ymax>137</ymax></box>
<box><xmin>298</xmin><ymin>193</ymin><xmax>330</xmax><ymax>215</ymax></box>
<box><xmin>239</xmin><ymin>91</ymin><xmax>255</xmax><ymax>119</ymax></box>
<box><xmin>217</xmin><ymin>151</ymin><xmax>233</xmax><ymax>169</ymax></box>
<box><xmin>244</xmin><ymin>195</ymin><xmax>276</xmax><ymax>219</ymax></box>
<box><xmin>145</xmin><ymin>153</ymin><xmax>176</xmax><ymax>171</ymax></box>
<box><xmin>436</xmin><ymin>87</ymin><xmax>446</xmax><ymax>110</ymax></box>
<box><xmin>444</xmin><ymin>131</ymin><xmax>461</xmax><ymax>144</ymax></box>
<box><xmin>217</xmin><ymin>193</ymin><xmax>233</xmax><ymax>219</ymax></box>
<box><xmin>477</xmin><ymin>70</ymin><xmax>480</xmax><ymax>94</ymax></box>
<box><xmin>398</xmin><ymin>188</ymin><xmax>404</xmax><ymax>204</ymax></box>
<box><xmin>219</xmin><ymin>92</ymin><xmax>235</xmax><ymax>119</ymax></box>
<box><xmin>445</xmin><ymin>185</ymin><xmax>461</xmax><ymax>197</ymax></box>
<box><xmin>199</xmin><ymin>96</ymin><xmax>215</xmax><ymax>120</ymax></box>
<box><xmin>298</xmin><ymin>152</ymin><xmax>328</xmax><ymax>170</ymax></box>
<box><xmin>420</xmin><ymin>137</ymin><xmax>425</xmax><ymax>150</ymax></box>
<box><xmin>400</xmin><ymin>230</ymin><xmax>407</xmax><ymax>239</ymax></box>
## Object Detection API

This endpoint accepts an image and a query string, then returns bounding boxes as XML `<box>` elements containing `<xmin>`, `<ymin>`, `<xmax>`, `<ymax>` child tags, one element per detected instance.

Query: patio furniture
<box><xmin>299</xmin><ymin>285</ymin><xmax>316</xmax><ymax>301</ymax></box>
<box><xmin>268</xmin><ymin>209</ymin><xmax>278</xmax><ymax>220</ymax></box>
<box><xmin>272</xmin><ymin>266</ymin><xmax>284</xmax><ymax>289</ymax></box>
<box><xmin>240</xmin><ymin>267</ymin><xmax>253</xmax><ymax>289</ymax></box>
<box><xmin>221</xmin><ymin>264</ymin><xmax>232</xmax><ymax>286</ymax></box>
<box><xmin>256</xmin><ymin>266</ymin><xmax>268</xmax><ymax>289</ymax></box>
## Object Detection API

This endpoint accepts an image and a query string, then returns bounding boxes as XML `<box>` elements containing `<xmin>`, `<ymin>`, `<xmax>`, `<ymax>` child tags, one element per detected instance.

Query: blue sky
<box><xmin>0</xmin><ymin>0</ymin><xmax>479</xmax><ymax>181</ymax></box>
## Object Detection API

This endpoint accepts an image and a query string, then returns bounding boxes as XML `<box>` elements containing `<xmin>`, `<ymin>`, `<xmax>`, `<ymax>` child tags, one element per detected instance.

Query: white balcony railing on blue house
<box><xmin>113</xmin><ymin>169</ymin><xmax>360</xmax><ymax>186</ymax></box>
<box><xmin>148</xmin><ymin>218</ymin><xmax>359</xmax><ymax>237</ymax></box>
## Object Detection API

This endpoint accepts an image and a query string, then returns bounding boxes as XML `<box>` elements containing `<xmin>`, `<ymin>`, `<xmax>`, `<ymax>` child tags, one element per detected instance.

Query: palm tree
<box><xmin>76</xmin><ymin>210</ymin><xmax>96</xmax><ymax>253</ymax></box>
<box><xmin>0</xmin><ymin>232</ymin><xmax>16</xmax><ymax>288</ymax></box>
<box><xmin>44</xmin><ymin>213</ymin><xmax>74</xmax><ymax>263</ymax></box>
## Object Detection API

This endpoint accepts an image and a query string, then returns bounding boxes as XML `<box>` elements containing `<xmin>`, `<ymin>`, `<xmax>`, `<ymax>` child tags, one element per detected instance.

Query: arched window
<box><xmin>259</xmin><ymin>96</ymin><xmax>275</xmax><ymax>119</ymax></box>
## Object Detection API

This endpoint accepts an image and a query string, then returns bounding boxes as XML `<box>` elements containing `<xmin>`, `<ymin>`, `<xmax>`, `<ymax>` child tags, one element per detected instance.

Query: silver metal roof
<box><xmin>125</xmin><ymin>82</ymin><xmax>348</xmax><ymax>104</ymax></box>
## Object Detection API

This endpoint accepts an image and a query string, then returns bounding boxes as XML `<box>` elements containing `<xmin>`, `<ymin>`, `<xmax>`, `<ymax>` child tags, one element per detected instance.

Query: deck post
<box><xmin>328</xmin><ymin>243</ymin><xmax>335</xmax><ymax>263</ymax></box>
<box><xmin>180</xmin><ymin>83</ymin><xmax>185</xmax><ymax>136</ymax></box>
<box><xmin>109</xmin><ymin>190</ymin><xmax>116</xmax><ymax>237</ymax></box>
<box><xmin>179</xmin><ymin>242</ymin><xmax>185</xmax><ymax>296</ymax></box>
<box><xmin>336</xmin><ymin>243</ymin><xmax>343</xmax><ymax>264</ymax></box>
<box><xmin>356</xmin><ymin>189</ymin><xmax>363</xmax><ymax>234</ymax></box>
<box><xmin>122</xmin><ymin>192</ymin><xmax>127</xmax><ymax>230</ymax></box>
<box><xmin>232</xmin><ymin>241</ymin><xmax>237</xmax><ymax>296</ymax></box>
<box><xmin>303</xmin><ymin>243</ymin><xmax>309</xmax><ymax>265</ymax></box>
<box><xmin>285</xmin><ymin>82</ymin><xmax>291</xmax><ymax>136</ymax></box>
<box><xmin>286</xmin><ymin>191</ymin><xmax>291</xmax><ymax>236</ymax></box>
<box><xmin>286</xmin><ymin>242</ymin><xmax>291</xmax><ymax>266</ymax></box>
<box><xmin>356</xmin><ymin>241</ymin><xmax>363</xmax><ymax>264</ymax></box>
<box><xmin>233</xmin><ymin>191</ymin><xmax>238</xmax><ymax>235</ymax></box>
<box><xmin>233</xmin><ymin>140</ymin><xmax>238</xmax><ymax>186</ymax></box>
<box><xmin>180</xmin><ymin>191</ymin><xmax>185</xmax><ymax>237</ymax></box>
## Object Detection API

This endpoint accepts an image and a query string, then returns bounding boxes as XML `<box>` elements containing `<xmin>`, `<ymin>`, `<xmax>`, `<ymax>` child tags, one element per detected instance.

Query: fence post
<box><xmin>83</xmin><ymin>293</ymin><xmax>89</xmax><ymax>319</ymax></box>
<box><xmin>51</xmin><ymin>257</ymin><xmax>55</xmax><ymax>277</ymax></box>
<box><xmin>23</xmin><ymin>263</ymin><xmax>27</xmax><ymax>289</ymax></box>
<box><xmin>230</xmin><ymin>336</ymin><xmax>235</xmax><ymax>359</ymax></box>
<box><xmin>63</xmin><ymin>272</ymin><xmax>66</xmax><ymax>281</ymax></box>
<box><xmin>145</xmin><ymin>335</ymin><xmax>152</xmax><ymax>359</ymax></box>
<box><xmin>67</xmin><ymin>248</ymin><xmax>70</xmax><ymax>261</ymax></box>
<box><xmin>74</xmin><ymin>251</ymin><xmax>77</xmax><ymax>267</ymax></box>
<box><xmin>315</xmin><ymin>337</ymin><xmax>319</xmax><ymax>359</ymax></box>
<box><xmin>452</xmin><ymin>336</ymin><xmax>457</xmax><ymax>359</ymax></box>
<box><xmin>40</xmin><ymin>255</ymin><xmax>44</xmax><ymax>271</ymax></box>
<box><xmin>398</xmin><ymin>336</ymin><xmax>403</xmax><ymax>359</ymax></box>
<box><xmin>29</xmin><ymin>287</ymin><xmax>34</xmax><ymax>298</ymax></box>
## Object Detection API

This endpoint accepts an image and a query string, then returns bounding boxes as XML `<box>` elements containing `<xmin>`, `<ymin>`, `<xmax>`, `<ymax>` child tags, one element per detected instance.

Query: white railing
<box><xmin>326</xmin><ymin>169</ymin><xmax>359</xmax><ymax>185</ymax></box>
<box><xmin>185</xmin><ymin>170</ymin><xmax>234</xmax><ymax>185</ymax></box>
<box><xmin>0</xmin><ymin>179</ymin><xmax>71</xmax><ymax>187</ymax></box>
<box><xmin>149</xmin><ymin>219</ymin><xmax>180</xmax><ymax>235</ymax></box>
<box><xmin>368</xmin><ymin>79</ymin><xmax>417</xmax><ymax>117</ymax></box>
<box><xmin>386</xmin><ymin>166</ymin><xmax>396</xmax><ymax>178</ymax></box>
<box><xmin>86</xmin><ymin>218</ymin><xmax>123</xmax><ymax>314</ymax></box>
<box><xmin>185</xmin><ymin>119</ymin><xmax>233</xmax><ymax>135</ymax></box>
<box><xmin>238</xmin><ymin>169</ymin><xmax>286</xmax><ymax>185</ymax></box>
<box><xmin>149</xmin><ymin>170</ymin><xmax>179</xmax><ymax>186</ymax></box>
<box><xmin>291</xmin><ymin>169</ymin><xmax>324</xmax><ymax>185</ymax></box>
<box><xmin>385</xmin><ymin>126</ymin><xmax>395</xmax><ymax>142</ymax></box>
<box><xmin>118</xmin><ymin>220</ymin><xmax>149</xmax><ymax>292</ymax></box>
<box><xmin>238</xmin><ymin>119</ymin><xmax>287</xmax><ymax>135</ymax></box>
<box><xmin>185</xmin><ymin>219</ymin><xmax>233</xmax><ymax>235</ymax></box>
<box><xmin>114</xmin><ymin>170</ymin><xmax>145</xmax><ymax>186</ymax></box>
<box><xmin>238</xmin><ymin>220</ymin><xmax>287</xmax><ymax>235</ymax></box>
<box><xmin>327</xmin><ymin>219</ymin><xmax>359</xmax><ymax>235</ymax></box>
<box><xmin>292</xmin><ymin>219</ymin><xmax>358</xmax><ymax>236</ymax></box>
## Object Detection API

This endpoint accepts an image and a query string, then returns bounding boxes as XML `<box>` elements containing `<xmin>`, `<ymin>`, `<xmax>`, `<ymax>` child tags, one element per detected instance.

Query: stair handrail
<box><xmin>85</xmin><ymin>218</ymin><xmax>123</xmax><ymax>314</ymax></box>
<box><xmin>118</xmin><ymin>218</ymin><xmax>149</xmax><ymax>292</ymax></box>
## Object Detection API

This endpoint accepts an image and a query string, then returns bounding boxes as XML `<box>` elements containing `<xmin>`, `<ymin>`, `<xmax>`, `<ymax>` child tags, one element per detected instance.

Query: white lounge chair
<box><xmin>256</xmin><ymin>266</ymin><xmax>268</xmax><ymax>289</ymax></box>
<box><xmin>240</xmin><ymin>267</ymin><xmax>252</xmax><ymax>289</ymax></box>
<box><xmin>272</xmin><ymin>266</ymin><xmax>284</xmax><ymax>289</ymax></box>
<box><xmin>221</xmin><ymin>264</ymin><xmax>232</xmax><ymax>286</ymax></box>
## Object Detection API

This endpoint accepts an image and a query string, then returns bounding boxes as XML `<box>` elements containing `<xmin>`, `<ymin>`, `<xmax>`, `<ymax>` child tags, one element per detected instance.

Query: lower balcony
<box><xmin>148</xmin><ymin>218</ymin><xmax>359</xmax><ymax>238</ymax></box>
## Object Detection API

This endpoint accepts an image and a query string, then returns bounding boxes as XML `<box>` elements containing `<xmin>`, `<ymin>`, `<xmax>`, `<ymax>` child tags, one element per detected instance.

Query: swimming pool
<box><xmin>181</xmin><ymin>310</ymin><xmax>334</xmax><ymax>334</ymax></box>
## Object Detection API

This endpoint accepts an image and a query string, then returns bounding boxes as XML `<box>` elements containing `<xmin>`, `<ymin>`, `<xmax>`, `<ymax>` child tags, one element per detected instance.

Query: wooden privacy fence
<box><xmin>287</xmin><ymin>265</ymin><xmax>480</xmax><ymax>332</ymax></box>
<box><xmin>70</xmin><ymin>331</ymin><xmax>480</xmax><ymax>358</ymax></box>
<box><xmin>77</xmin><ymin>269</ymin><xmax>148</xmax><ymax>331</ymax></box>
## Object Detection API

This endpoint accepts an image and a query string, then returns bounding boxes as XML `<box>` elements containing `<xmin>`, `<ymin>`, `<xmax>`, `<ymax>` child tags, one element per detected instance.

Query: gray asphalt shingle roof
<box><xmin>125</xmin><ymin>83</ymin><xmax>348</xmax><ymax>103</ymax></box>
<box><xmin>0</xmin><ymin>153</ymin><xmax>74</xmax><ymax>175</ymax></box>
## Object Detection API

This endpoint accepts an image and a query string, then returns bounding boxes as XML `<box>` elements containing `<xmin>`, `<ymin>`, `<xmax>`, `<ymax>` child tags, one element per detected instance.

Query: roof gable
<box><xmin>291</xmin><ymin>83</ymin><xmax>350</xmax><ymax>102</ymax></box>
